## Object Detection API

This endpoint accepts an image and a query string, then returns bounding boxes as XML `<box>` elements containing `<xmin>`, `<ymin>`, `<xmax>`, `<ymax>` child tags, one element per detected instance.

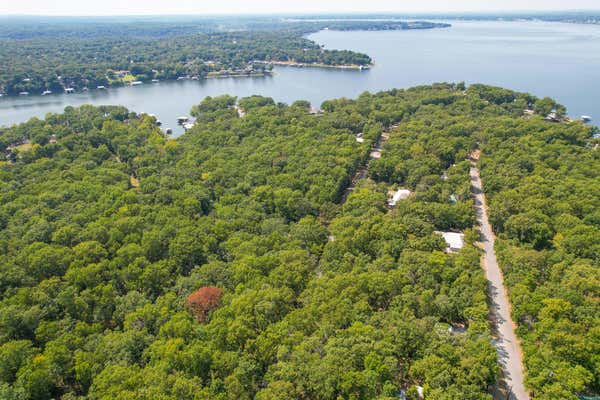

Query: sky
<box><xmin>1</xmin><ymin>0</ymin><xmax>599</xmax><ymax>16</ymax></box>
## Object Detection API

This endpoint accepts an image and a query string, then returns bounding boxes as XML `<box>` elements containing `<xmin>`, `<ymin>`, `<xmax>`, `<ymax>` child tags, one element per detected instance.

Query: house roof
<box><xmin>436</xmin><ymin>231</ymin><xmax>465</xmax><ymax>251</ymax></box>
<box><xmin>388</xmin><ymin>189</ymin><xmax>411</xmax><ymax>206</ymax></box>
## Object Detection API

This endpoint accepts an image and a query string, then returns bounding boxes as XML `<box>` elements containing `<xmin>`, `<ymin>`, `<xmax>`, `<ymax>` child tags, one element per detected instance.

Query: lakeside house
<box><xmin>435</xmin><ymin>231</ymin><xmax>465</xmax><ymax>253</ymax></box>
<box><xmin>177</xmin><ymin>116</ymin><xmax>190</xmax><ymax>124</ymax></box>
<box><xmin>113</xmin><ymin>70</ymin><xmax>131</xmax><ymax>78</ymax></box>
<box><xmin>143</xmin><ymin>113</ymin><xmax>161</xmax><ymax>126</ymax></box>
<box><xmin>546</xmin><ymin>110</ymin><xmax>560</xmax><ymax>122</ymax></box>
<box><xmin>356</xmin><ymin>133</ymin><xmax>365</xmax><ymax>143</ymax></box>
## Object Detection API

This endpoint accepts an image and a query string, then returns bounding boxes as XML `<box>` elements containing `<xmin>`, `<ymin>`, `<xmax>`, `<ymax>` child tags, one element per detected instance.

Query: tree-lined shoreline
<box><xmin>0</xmin><ymin>18</ymin><xmax>448</xmax><ymax>97</ymax></box>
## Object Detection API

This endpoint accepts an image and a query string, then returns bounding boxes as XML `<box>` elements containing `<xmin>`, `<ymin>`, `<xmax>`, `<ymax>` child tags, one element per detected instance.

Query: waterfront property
<box><xmin>2</xmin><ymin>21</ymin><xmax>600</xmax><ymax>135</ymax></box>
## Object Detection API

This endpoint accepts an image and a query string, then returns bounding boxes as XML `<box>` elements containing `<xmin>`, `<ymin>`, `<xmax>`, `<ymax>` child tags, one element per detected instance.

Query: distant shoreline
<box><xmin>0</xmin><ymin>61</ymin><xmax>373</xmax><ymax>98</ymax></box>
<box><xmin>257</xmin><ymin>60</ymin><xmax>372</xmax><ymax>70</ymax></box>
<box><xmin>0</xmin><ymin>71</ymin><xmax>276</xmax><ymax>98</ymax></box>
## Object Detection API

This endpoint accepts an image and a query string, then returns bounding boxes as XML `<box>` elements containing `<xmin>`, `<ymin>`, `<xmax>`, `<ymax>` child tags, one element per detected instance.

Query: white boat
<box><xmin>19</xmin><ymin>92</ymin><xmax>29</xmax><ymax>96</ymax></box>
<box><xmin>64</xmin><ymin>88</ymin><xmax>75</xmax><ymax>93</ymax></box>
<box><xmin>130</xmin><ymin>81</ymin><xmax>143</xmax><ymax>86</ymax></box>
<box><xmin>42</xmin><ymin>90</ymin><xmax>52</xmax><ymax>95</ymax></box>
<box><xmin>97</xmin><ymin>85</ymin><xmax>106</xmax><ymax>90</ymax></box>
<box><xmin>151</xmin><ymin>79</ymin><xmax>160</xmax><ymax>83</ymax></box>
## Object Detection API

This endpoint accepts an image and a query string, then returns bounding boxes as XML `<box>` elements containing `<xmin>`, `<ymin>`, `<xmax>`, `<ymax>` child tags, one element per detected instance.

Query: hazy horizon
<box><xmin>2</xmin><ymin>0</ymin><xmax>600</xmax><ymax>16</ymax></box>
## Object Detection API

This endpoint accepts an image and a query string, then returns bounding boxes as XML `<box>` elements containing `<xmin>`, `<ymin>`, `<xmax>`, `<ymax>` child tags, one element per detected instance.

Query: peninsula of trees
<box><xmin>0</xmin><ymin>84</ymin><xmax>597</xmax><ymax>400</ymax></box>
<box><xmin>0</xmin><ymin>17</ymin><xmax>449</xmax><ymax>96</ymax></box>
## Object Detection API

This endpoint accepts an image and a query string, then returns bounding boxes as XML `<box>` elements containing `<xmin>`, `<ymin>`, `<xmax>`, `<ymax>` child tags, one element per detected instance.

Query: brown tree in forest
<box><xmin>186</xmin><ymin>286</ymin><xmax>224</xmax><ymax>322</ymax></box>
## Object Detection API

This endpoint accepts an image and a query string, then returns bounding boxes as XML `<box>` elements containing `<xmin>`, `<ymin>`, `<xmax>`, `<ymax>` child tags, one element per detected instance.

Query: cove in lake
<box><xmin>1</xmin><ymin>20</ymin><xmax>599</xmax><ymax>135</ymax></box>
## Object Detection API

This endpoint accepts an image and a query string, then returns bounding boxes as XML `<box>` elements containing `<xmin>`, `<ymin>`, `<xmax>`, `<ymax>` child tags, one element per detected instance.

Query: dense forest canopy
<box><xmin>0</xmin><ymin>17</ymin><xmax>448</xmax><ymax>96</ymax></box>
<box><xmin>0</xmin><ymin>84</ymin><xmax>598</xmax><ymax>400</ymax></box>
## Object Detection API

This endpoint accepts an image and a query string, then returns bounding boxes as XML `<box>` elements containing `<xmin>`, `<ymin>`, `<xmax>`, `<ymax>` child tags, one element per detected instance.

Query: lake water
<box><xmin>1</xmin><ymin>20</ymin><xmax>599</xmax><ymax>134</ymax></box>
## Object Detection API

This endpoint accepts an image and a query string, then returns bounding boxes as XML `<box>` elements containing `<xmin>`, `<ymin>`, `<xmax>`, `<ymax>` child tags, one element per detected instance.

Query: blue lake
<box><xmin>1</xmin><ymin>20</ymin><xmax>599</xmax><ymax>134</ymax></box>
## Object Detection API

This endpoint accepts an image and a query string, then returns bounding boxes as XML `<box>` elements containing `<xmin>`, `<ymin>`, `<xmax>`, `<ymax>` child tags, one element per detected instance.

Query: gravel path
<box><xmin>470</xmin><ymin>160</ymin><xmax>530</xmax><ymax>400</ymax></box>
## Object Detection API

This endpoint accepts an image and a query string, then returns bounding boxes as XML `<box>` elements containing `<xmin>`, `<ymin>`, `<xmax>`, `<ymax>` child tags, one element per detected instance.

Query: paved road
<box><xmin>470</xmin><ymin>162</ymin><xmax>530</xmax><ymax>400</ymax></box>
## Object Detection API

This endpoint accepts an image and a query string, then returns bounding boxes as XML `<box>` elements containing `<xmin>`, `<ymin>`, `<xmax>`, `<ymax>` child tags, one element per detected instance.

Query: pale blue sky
<box><xmin>1</xmin><ymin>0</ymin><xmax>599</xmax><ymax>16</ymax></box>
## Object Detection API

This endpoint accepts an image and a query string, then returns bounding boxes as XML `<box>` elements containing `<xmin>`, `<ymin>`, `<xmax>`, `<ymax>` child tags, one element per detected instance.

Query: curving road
<box><xmin>470</xmin><ymin>158</ymin><xmax>530</xmax><ymax>400</ymax></box>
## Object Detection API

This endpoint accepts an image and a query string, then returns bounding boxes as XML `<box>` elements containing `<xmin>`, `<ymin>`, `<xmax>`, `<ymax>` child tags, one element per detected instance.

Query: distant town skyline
<box><xmin>2</xmin><ymin>0</ymin><xmax>600</xmax><ymax>16</ymax></box>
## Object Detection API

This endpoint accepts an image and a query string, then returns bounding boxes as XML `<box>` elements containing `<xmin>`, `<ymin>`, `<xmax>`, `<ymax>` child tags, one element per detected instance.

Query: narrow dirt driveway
<box><xmin>470</xmin><ymin>155</ymin><xmax>530</xmax><ymax>400</ymax></box>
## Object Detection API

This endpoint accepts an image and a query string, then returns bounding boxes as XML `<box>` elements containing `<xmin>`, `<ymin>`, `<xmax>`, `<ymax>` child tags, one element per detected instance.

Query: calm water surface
<box><xmin>1</xmin><ymin>21</ymin><xmax>599</xmax><ymax>134</ymax></box>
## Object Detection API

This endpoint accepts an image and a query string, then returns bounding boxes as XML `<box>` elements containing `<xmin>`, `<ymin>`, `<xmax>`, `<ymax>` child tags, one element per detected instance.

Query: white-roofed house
<box><xmin>435</xmin><ymin>231</ymin><xmax>465</xmax><ymax>253</ymax></box>
<box><xmin>388</xmin><ymin>188</ymin><xmax>412</xmax><ymax>207</ymax></box>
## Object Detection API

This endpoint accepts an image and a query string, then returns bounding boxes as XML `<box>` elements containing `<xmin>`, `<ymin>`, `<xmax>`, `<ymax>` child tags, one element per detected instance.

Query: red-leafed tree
<box><xmin>186</xmin><ymin>286</ymin><xmax>224</xmax><ymax>322</ymax></box>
